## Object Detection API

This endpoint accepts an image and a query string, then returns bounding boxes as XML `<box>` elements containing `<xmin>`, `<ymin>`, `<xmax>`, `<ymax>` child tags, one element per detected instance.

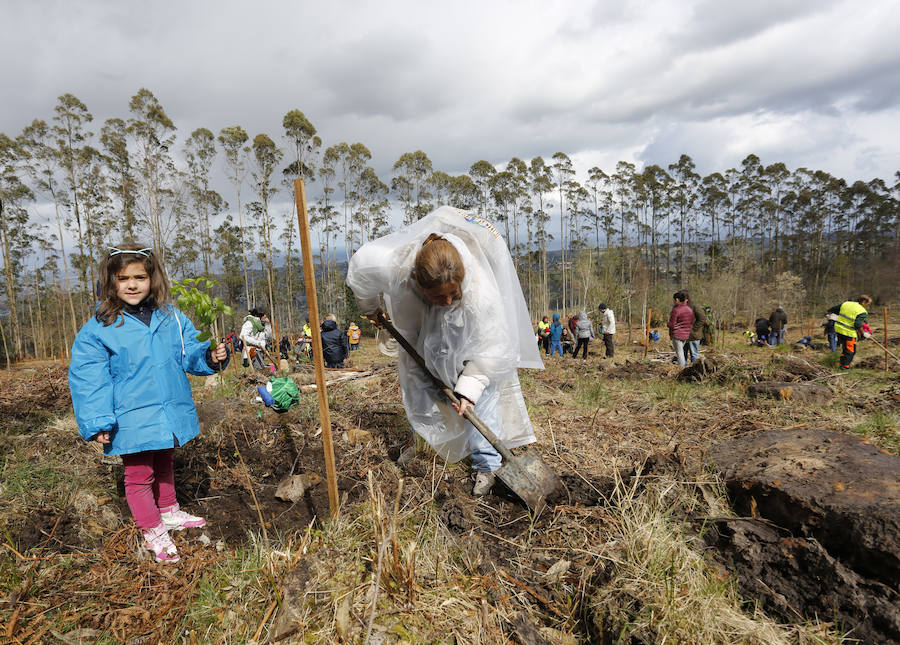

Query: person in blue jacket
<box><xmin>548</xmin><ymin>313</ymin><xmax>564</xmax><ymax>357</ymax></box>
<box><xmin>68</xmin><ymin>243</ymin><xmax>228</xmax><ymax>563</ymax></box>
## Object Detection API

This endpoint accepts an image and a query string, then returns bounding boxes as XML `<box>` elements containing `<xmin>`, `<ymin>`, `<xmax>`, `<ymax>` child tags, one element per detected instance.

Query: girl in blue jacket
<box><xmin>68</xmin><ymin>244</ymin><xmax>228</xmax><ymax>563</ymax></box>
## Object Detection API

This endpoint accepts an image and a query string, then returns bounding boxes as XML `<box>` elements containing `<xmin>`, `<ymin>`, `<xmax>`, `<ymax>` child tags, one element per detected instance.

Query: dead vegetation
<box><xmin>1</xmin><ymin>325</ymin><xmax>898</xmax><ymax>643</ymax></box>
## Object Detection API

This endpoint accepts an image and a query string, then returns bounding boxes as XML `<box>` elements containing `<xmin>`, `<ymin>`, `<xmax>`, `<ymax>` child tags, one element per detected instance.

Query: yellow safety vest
<box><xmin>834</xmin><ymin>301</ymin><xmax>867</xmax><ymax>338</ymax></box>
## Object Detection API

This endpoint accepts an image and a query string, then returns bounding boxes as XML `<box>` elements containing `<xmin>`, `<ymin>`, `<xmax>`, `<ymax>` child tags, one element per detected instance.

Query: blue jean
<box><xmin>772</xmin><ymin>329</ymin><xmax>784</xmax><ymax>345</ymax></box>
<box><xmin>687</xmin><ymin>339</ymin><xmax>700</xmax><ymax>363</ymax></box>
<box><xmin>672</xmin><ymin>339</ymin><xmax>688</xmax><ymax>367</ymax></box>
<box><xmin>549</xmin><ymin>339</ymin><xmax>563</xmax><ymax>356</ymax></box>
<box><xmin>827</xmin><ymin>331</ymin><xmax>838</xmax><ymax>352</ymax></box>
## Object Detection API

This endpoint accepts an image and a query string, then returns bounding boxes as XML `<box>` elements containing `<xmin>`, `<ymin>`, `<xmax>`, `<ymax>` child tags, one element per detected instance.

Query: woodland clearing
<box><xmin>1</xmin><ymin>320</ymin><xmax>898</xmax><ymax>644</ymax></box>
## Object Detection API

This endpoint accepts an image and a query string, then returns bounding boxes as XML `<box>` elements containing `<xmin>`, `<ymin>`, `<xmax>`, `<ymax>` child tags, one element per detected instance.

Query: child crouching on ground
<box><xmin>68</xmin><ymin>243</ymin><xmax>228</xmax><ymax>563</ymax></box>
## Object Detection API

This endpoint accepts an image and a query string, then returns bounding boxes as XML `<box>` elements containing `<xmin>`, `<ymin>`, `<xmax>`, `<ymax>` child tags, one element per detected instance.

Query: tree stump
<box><xmin>771</xmin><ymin>354</ymin><xmax>830</xmax><ymax>380</ymax></box>
<box><xmin>747</xmin><ymin>381</ymin><xmax>832</xmax><ymax>403</ymax></box>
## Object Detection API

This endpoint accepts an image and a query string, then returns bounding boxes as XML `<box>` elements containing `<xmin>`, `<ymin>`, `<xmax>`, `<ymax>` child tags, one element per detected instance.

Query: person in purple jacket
<box><xmin>667</xmin><ymin>290</ymin><xmax>694</xmax><ymax>368</ymax></box>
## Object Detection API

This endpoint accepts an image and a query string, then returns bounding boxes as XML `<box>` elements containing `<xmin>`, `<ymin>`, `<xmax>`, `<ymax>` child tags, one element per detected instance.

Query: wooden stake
<box><xmin>294</xmin><ymin>178</ymin><xmax>339</xmax><ymax>516</ymax></box>
<box><xmin>885</xmin><ymin>307</ymin><xmax>889</xmax><ymax>373</ymax></box>
<box><xmin>643</xmin><ymin>308</ymin><xmax>651</xmax><ymax>358</ymax></box>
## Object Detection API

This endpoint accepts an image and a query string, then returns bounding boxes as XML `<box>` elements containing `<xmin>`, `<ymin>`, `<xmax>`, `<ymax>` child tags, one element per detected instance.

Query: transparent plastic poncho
<box><xmin>347</xmin><ymin>206</ymin><xmax>543</xmax><ymax>462</ymax></box>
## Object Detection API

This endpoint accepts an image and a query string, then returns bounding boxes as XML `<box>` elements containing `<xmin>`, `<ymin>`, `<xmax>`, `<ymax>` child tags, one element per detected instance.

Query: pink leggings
<box><xmin>121</xmin><ymin>449</ymin><xmax>178</xmax><ymax>530</ymax></box>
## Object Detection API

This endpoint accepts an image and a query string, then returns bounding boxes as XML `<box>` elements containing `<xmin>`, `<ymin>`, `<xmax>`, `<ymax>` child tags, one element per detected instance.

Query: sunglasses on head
<box><xmin>109</xmin><ymin>247</ymin><xmax>152</xmax><ymax>258</ymax></box>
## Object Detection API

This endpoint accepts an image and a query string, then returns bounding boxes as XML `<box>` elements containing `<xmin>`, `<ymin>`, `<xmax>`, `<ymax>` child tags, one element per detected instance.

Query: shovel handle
<box><xmin>377</xmin><ymin>312</ymin><xmax>516</xmax><ymax>462</ymax></box>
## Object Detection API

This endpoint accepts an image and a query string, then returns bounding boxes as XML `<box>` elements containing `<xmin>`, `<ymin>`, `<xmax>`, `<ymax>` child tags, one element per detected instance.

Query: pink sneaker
<box><xmin>142</xmin><ymin>523</ymin><xmax>179</xmax><ymax>563</ymax></box>
<box><xmin>160</xmin><ymin>504</ymin><xmax>207</xmax><ymax>531</ymax></box>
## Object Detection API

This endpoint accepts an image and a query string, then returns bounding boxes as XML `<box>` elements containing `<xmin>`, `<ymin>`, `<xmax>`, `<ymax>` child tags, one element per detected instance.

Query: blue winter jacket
<box><xmin>549</xmin><ymin>313</ymin><xmax>563</xmax><ymax>342</ymax></box>
<box><xmin>68</xmin><ymin>306</ymin><xmax>216</xmax><ymax>455</ymax></box>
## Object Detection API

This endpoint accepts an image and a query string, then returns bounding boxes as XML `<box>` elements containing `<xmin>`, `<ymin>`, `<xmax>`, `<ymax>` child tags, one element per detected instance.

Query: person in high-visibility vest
<box><xmin>826</xmin><ymin>295</ymin><xmax>873</xmax><ymax>369</ymax></box>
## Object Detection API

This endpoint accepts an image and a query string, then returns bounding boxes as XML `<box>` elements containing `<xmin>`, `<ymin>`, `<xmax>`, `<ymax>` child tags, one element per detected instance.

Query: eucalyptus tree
<box><xmin>184</xmin><ymin>127</ymin><xmax>220</xmax><ymax>274</ymax></box>
<box><xmin>667</xmin><ymin>155</ymin><xmax>700</xmax><ymax>281</ymax></box>
<box><xmin>504</xmin><ymin>157</ymin><xmax>530</xmax><ymax>266</ymax></box>
<box><xmin>251</xmin><ymin>133</ymin><xmax>283</xmax><ymax>322</ymax></box>
<box><xmin>100</xmin><ymin>118</ymin><xmax>138</xmax><ymax>240</ymax></box>
<box><xmin>392</xmin><ymin>150</ymin><xmax>433</xmax><ymax>224</ymax></box>
<box><xmin>282</xmin><ymin>109</ymin><xmax>320</xmax><ymax>181</ymax></box>
<box><xmin>640</xmin><ymin>165</ymin><xmax>671</xmax><ymax>284</ymax></box>
<box><xmin>736</xmin><ymin>154</ymin><xmax>769</xmax><ymax>260</ymax></box>
<box><xmin>316</xmin><ymin>146</ymin><xmax>341</xmax><ymax>310</ymax></box>
<box><xmin>52</xmin><ymin>93</ymin><xmax>93</xmax><ymax>305</ymax></box>
<box><xmin>128</xmin><ymin>88</ymin><xmax>176</xmax><ymax>259</ymax></box>
<box><xmin>611</xmin><ymin>161</ymin><xmax>636</xmax><ymax>284</ymax></box>
<box><xmin>528</xmin><ymin>156</ymin><xmax>553</xmax><ymax>310</ymax></box>
<box><xmin>355</xmin><ymin>166</ymin><xmax>390</xmax><ymax>245</ymax></box>
<box><xmin>0</xmin><ymin>134</ymin><xmax>35</xmax><ymax>360</ymax></box>
<box><xmin>77</xmin><ymin>145</ymin><xmax>112</xmax><ymax>285</ymax></box>
<box><xmin>447</xmin><ymin>174</ymin><xmax>478</xmax><ymax>209</ymax></box>
<box><xmin>427</xmin><ymin>170</ymin><xmax>452</xmax><ymax>207</ymax></box>
<box><xmin>551</xmin><ymin>152</ymin><xmax>575</xmax><ymax>310</ymax></box>
<box><xmin>18</xmin><ymin>119</ymin><xmax>79</xmax><ymax>337</ymax></box>
<box><xmin>214</xmin><ymin>216</ymin><xmax>246</xmax><ymax>313</ymax></box>
<box><xmin>764</xmin><ymin>162</ymin><xmax>790</xmax><ymax>270</ymax></box>
<box><xmin>469</xmin><ymin>160</ymin><xmax>497</xmax><ymax>219</ymax></box>
<box><xmin>700</xmin><ymin>172</ymin><xmax>728</xmax><ymax>278</ymax></box>
<box><xmin>489</xmin><ymin>170</ymin><xmax>514</xmax><ymax>243</ymax></box>
<box><xmin>277</xmin><ymin>214</ymin><xmax>298</xmax><ymax>332</ymax></box>
<box><xmin>340</xmin><ymin>142</ymin><xmax>372</xmax><ymax>260</ymax></box>
<box><xmin>585</xmin><ymin>166</ymin><xmax>608</xmax><ymax>251</ymax></box>
<box><xmin>218</xmin><ymin>125</ymin><xmax>251</xmax><ymax>307</ymax></box>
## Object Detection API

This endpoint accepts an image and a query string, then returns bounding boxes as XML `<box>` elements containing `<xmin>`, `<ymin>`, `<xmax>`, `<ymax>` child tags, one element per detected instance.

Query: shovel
<box><xmin>865</xmin><ymin>335</ymin><xmax>900</xmax><ymax>366</ymax></box>
<box><xmin>377</xmin><ymin>312</ymin><xmax>564</xmax><ymax>514</ymax></box>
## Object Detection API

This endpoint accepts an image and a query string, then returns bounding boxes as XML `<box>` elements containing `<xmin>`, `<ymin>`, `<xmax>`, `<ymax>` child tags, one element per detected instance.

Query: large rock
<box><xmin>709</xmin><ymin>429</ymin><xmax>900</xmax><ymax>644</ymax></box>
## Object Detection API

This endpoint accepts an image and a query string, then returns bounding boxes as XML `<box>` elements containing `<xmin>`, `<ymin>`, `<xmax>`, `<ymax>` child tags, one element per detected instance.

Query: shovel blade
<box><xmin>496</xmin><ymin>449</ymin><xmax>564</xmax><ymax>515</ymax></box>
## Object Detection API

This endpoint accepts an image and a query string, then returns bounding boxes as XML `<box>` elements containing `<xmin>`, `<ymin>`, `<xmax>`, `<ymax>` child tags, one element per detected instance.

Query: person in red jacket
<box><xmin>667</xmin><ymin>290</ymin><xmax>694</xmax><ymax>368</ymax></box>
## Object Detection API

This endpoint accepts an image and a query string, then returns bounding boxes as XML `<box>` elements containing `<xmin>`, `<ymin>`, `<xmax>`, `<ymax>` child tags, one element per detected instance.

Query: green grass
<box><xmin>575</xmin><ymin>380</ymin><xmax>614</xmax><ymax>408</ymax></box>
<box><xmin>854</xmin><ymin>411</ymin><xmax>900</xmax><ymax>453</ymax></box>
<box><xmin>0</xmin><ymin>448</ymin><xmax>78</xmax><ymax>510</ymax></box>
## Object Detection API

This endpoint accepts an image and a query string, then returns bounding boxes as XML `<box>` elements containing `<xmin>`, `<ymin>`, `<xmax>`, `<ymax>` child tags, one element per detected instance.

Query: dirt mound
<box><xmin>709</xmin><ymin>429</ymin><xmax>900</xmax><ymax>644</ymax></box>
<box><xmin>747</xmin><ymin>381</ymin><xmax>834</xmax><ymax>403</ymax></box>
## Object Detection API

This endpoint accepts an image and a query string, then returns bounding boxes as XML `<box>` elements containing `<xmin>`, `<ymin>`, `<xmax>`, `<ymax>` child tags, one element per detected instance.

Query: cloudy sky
<box><xmin>4</xmin><ymin>0</ymin><xmax>900</xmax><ymax>224</ymax></box>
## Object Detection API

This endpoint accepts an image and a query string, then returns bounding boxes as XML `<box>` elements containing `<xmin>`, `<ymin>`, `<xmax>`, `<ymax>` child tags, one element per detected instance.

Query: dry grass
<box><xmin>4</xmin><ymin>320</ymin><xmax>895</xmax><ymax>643</ymax></box>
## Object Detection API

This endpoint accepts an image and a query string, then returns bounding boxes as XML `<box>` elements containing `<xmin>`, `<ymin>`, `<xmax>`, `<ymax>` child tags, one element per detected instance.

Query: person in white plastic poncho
<box><xmin>347</xmin><ymin>206</ymin><xmax>543</xmax><ymax>495</ymax></box>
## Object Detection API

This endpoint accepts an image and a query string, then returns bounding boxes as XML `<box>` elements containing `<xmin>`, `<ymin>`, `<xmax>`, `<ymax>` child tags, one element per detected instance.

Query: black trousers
<box><xmin>602</xmin><ymin>333</ymin><xmax>614</xmax><ymax>357</ymax></box>
<box><xmin>837</xmin><ymin>333</ymin><xmax>856</xmax><ymax>368</ymax></box>
<box><xmin>573</xmin><ymin>338</ymin><xmax>589</xmax><ymax>358</ymax></box>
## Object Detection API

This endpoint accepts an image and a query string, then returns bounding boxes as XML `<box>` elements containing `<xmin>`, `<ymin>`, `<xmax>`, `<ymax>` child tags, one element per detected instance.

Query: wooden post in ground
<box><xmin>885</xmin><ymin>307</ymin><xmax>890</xmax><ymax>372</ymax></box>
<box><xmin>644</xmin><ymin>308</ymin><xmax>651</xmax><ymax>358</ymax></box>
<box><xmin>294</xmin><ymin>178</ymin><xmax>339</xmax><ymax>517</ymax></box>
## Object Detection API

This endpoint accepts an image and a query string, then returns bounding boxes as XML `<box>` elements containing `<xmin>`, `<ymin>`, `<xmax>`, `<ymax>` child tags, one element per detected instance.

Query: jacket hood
<box><xmin>578</xmin><ymin>310</ymin><xmax>588</xmax><ymax>319</ymax></box>
<box><xmin>552</xmin><ymin>313</ymin><xmax>560</xmax><ymax>322</ymax></box>
<box><xmin>321</xmin><ymin>319</ymin><xmax>338</xmax><ymax>331</ymax></box>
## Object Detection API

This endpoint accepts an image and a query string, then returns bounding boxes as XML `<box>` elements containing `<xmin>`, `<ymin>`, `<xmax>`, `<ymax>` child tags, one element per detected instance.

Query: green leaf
<box><xmin>196</xmin><ymin>331</ymin><xmax>212</xmax><ymax>342</ymax></box>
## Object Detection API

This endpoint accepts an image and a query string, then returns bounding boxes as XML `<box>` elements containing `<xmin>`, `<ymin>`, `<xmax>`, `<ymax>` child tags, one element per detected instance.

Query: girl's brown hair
<box><xmin>95</xmin><ymin>243</ymin><xmax>170</xmax><ymax>326</ymax></box>
<box><xmin>412</xmin><ymin>234</ymin><xmax>465</xmax><ymax>290</ymax></box>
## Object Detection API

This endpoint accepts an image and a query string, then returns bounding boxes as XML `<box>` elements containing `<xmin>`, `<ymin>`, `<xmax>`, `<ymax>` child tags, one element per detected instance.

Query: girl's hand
<box><xmin>452</xmin><ymin>396</ymin><xmax>473</xmax><ymax>416</ymax></box>
<box><xmin>211</xmin><ymin>344</ymin><xmax>228</xmax><ymax>363</ymax></box>
<box><xmin>94</xmin><ymin>431</ymin><xmax>110</xmax><ymax>445</ymax></box>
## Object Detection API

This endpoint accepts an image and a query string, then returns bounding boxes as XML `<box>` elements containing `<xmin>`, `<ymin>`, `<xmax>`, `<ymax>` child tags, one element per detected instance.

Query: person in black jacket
<box><xmin>320</xmin><ymin>314</ymin><xmax>349</xmax><ymax>368</ymax></box>
<box><xmin>769</xmin><ymin>306</ymin><xmax>788</xmax><ymax>345</ymax></box>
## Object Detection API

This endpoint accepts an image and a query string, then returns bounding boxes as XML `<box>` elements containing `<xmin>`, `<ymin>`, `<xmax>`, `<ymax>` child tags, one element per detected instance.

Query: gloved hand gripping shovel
<box><xmin>377</xmin><ymin>312</ymin><xmax>564</xmax><ymax>515</ymax></box>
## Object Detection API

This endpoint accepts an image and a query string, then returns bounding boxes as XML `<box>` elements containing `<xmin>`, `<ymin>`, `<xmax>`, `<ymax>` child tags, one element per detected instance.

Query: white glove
<box><xmin>862</xmin><ymin>332</ymin><xmax>872</xmax><ymax>339</ymax></box>
<box><xmin>826</xmin><ymin>313</ymin><xmax>839</xmax><ymax>321</ymax></box>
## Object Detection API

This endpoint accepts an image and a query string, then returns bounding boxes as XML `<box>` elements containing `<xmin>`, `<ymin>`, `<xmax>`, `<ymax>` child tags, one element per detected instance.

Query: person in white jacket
<box><xmin>240</xmin><ymin>307</ymin><xmax>271</xmax><ymax>370</ymax></box>
<box><xmin>346</xmin><ymin>206</ymin><xmax>543</xmax><ymax>496</ymax></box>
<box><xmin>597</xmin><ymin>303</ymin><xmax>616</xmax><ymax>358</ymax></box>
